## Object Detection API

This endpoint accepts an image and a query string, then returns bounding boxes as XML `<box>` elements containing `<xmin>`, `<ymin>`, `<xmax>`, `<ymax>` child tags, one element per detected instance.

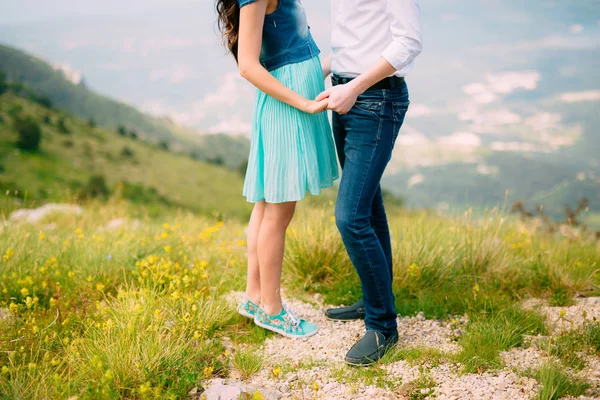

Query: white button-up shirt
<box><xmin>330</xmin><ymin>0</ymin><xmax>423</xmax><ymax>78</ymax></box>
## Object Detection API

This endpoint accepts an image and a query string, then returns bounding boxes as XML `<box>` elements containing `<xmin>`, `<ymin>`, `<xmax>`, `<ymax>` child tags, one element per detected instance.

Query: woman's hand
<box><xmin>302</xmin><ymin>98</ymin><xmax>329</xmax><ymax>114</ymax></box>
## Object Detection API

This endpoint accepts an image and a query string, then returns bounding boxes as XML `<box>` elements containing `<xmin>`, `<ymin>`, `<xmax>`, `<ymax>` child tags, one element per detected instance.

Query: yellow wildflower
<box><xmin>203</xmin><ymin>366</ymin><xmax>214</xmax><ymax>378</ymax></box>
<box><xmin>20</xmin><ymin>287</ymin><xmax>29</xmax><ymax>297</ymax></box>
<box><xmin>252</xmin><ymin>391</ymin><xmax>264</xmax><ymax>400</ymax></box>
<box><xmin>164</xmin><ymin>245</ymin><xmax>172</xmax><ymax>254</ymax></box>
<box><xmin>96</xmin><ymin>283</ymin><xmax>105</xmax><ymax>291</ymax></box>
<box><xmin>272</xmin><ymin>367</ymin><xmax>281</xmax><ymax>378</ymax></box>
<box><xmin>3</xmin><ymin>248</ymin><xmax>14</xmax><ymax>261</ymax></box>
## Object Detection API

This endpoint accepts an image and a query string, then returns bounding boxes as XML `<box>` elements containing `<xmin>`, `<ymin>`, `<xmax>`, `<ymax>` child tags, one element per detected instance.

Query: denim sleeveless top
<box><xmin>238</xmin><ymin>0</ymin><xmax>320</xmax><ymax>71</ymax></box>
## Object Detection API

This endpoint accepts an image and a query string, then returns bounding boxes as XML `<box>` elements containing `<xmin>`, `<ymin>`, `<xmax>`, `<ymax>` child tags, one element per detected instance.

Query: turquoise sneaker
<box><xmin>237</xmin><ymin>296</ymin><xmax>260</xmax><ymax>319</ymax></box>
<box><xmin>254</xmin><ymin>305</ymin><xmax>318</xmax><ymax>339</ymax></box>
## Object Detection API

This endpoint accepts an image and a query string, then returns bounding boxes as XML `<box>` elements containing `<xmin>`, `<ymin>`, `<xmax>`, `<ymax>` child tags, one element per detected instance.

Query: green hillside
<box><xmin>0</xmin><ymin>91</ymin><xmax>253</xmax><ymax>219</ymax></box>
<box><xmin>0</xmin><ymin>43</ymin><xmax>249</xmax><ymax>168</ymax></box>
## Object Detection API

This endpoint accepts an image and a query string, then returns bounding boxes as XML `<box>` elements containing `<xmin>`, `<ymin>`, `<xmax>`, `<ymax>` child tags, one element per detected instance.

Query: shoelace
<box><xmin>282</xmin><ymin>304</ymin><xmax>301</xmax><ymax>326</ymax></box>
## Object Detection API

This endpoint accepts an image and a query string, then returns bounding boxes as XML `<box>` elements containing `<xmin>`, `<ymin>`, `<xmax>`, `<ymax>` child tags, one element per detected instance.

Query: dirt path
<box><xmin>200</xmin><ymin>296</ymin><xmax>600</xmax><ymax>400</ymax></box>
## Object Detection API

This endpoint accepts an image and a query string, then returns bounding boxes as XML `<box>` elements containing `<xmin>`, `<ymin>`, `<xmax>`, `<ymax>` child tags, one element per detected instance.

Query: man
<box><xmin>318</xmin><ymin>0</ymin><xmax>422</xmax><ymax>366</ymax></box>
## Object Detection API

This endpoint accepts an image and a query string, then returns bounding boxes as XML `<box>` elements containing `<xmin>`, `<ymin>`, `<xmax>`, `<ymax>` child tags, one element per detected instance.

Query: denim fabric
<box><xmin>238</xmin><ymin>0</ymin><xmax>320</xmax><ymax>71</ymax></box>
<box><xmin>332</xmin><ymin>81</ymin><xmax>410</xmax><ymax>336</ymax></box>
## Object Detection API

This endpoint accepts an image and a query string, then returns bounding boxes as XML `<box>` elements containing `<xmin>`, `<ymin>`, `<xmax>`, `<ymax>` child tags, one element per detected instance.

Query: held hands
<box><xmin>301</xmin><ymin>98</ymin><xmax>329</xmax><ymax>114</ymax></box>
<box><xmin>315</xmin><ymin>83</ymin><xmax>360</xmax><ymax>115</ymax></box>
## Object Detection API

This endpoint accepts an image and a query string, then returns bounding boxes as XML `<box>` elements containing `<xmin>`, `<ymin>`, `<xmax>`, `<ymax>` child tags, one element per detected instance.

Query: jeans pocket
<box><xmin>391</xmin><ymin>101</ymin><xmax>410</xmax><ymax>146</ymax></box>
<box><xmin>354</xmin><ymin>100</ymin><xmax>382</xmax><ymax>117</ymax></box>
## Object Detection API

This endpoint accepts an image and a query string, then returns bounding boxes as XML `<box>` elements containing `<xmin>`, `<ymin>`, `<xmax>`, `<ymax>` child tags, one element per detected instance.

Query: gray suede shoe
<box><xmin>345</xmin><ymin>330</ymin><xmax>399</xmax><ymax>366</ymax></box>
<box><xmin>324</xmin><ymin>299</ymin><xmax>365</xmax><ymax>322</ymax></box>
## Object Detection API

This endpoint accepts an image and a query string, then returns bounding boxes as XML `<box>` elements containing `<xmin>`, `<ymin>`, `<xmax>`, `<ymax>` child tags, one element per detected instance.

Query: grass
<box><xmin>232</xmin><ymin>349</ymin><xmax>263</xmax><ymax>380</ymax></box>
<box><xmin>382</xmin><ymin>346</ymin><xmax>450</xmax><ymax>367</ymax></box>
<box><xmin>546</xmin><ymin>321</ymin><xmax>600</xmax><ymax>370</ymax></box>
<box><xmin>534</xmin><ymin>362</ymin><xmax>590</xmax><ymax>400</ymax></box>
<box><xmin>456</xmin><ymin>303</ymin><xmax>547</xmax><ymax>373</ymax></box>
<box><xmin>0</xmin><ymin>197</ymin><xmax>599</xmax><ymax>398</ymax></box>
<box><xmin>331</xmin><ymin>363</ymin><xmax>398</xmax><ymax>391</ymax></box>
<box><xmin>398</xmin><ymin>370</ymin><xmax>436</xmax><ymax>400</ymax></box>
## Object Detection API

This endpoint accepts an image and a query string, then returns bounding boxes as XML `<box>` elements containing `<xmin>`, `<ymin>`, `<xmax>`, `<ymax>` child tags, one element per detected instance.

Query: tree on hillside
<box><xmin>15</xmin><ymin>117</ymin><xmax>42</xmax><ymax>151</ymax></box>
<box><xmin>86</xmin><ymin>175</ymin><xmax>110</xmax><ymax>199</ymax></box>
<box><xmin>57</xmin><ymin>117</ymin><xmax>70</xmax><ymax>134</ymax></box>
<box><xmin>117</xmin><ymin>125</ymin><xmax>127</xmax><ymax>136</ymax></box>
<box><xmin>88</xmin><ymin>118</ymin><xmax>96</xmax><ymax>128</ymax></box>
<box><xmin>0</xmin><ymin>72</ymin><xmax>7</xmax><ymax>95</ymax></box>
<box><xmin>29</xmin><ymin>94</ymin><xmax>53</xmax><ymax>109</ymax></box>
<box><xmin>238</xmin><ymin>160</ymin><xmax>248</xmax><ymax>177</ymax></box>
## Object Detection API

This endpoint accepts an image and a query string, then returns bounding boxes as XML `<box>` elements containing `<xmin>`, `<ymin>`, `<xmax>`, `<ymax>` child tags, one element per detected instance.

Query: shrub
<box><xmin>159</xmin><ymin>141</ymin><xmax>170</xmax><ymax>151</ymax></box>
<box><xmin>208</xmin><ymin>156</ymin><xmax>225</xmax><ymax>166</ymax></box>
<box><xmin>121</xmin><ymin>146</ymin><xmax>135</xmax><ymax>158</ymax></box>
<box><xmin>86</xmin><ymin>175</ymin><xmax>110</xmax><ymax>199</ymax></box>
<box><xmin>117</xmin><ymin>125</ymin><xmax>127</xmax><ymax>136</ymax></box>
<box><xmin>129</xmin><ymin>130</ymin><xmax>138</xmax><ymax>140</ymax></box>
<box><xmin>88</xmin><ymin>118</ymin><xmax>96</xmax><ymax>128</ymax></box>
<box><xmin>15</xmin><ymin>116</ymin><xmax>42</xmax><ymax>151</ymax></box>
<box><xmin>57</xmin><ymin>117</ymin><xmax>70</xmax><ymax>134</ymax></box>
<box><xmin>0</xmin><ymin>115</ymin><xmax>4</xmax><ymax>125</ymax></box>
<box><xmin>63</xmin><ymin>140</ymin><xmax>74</xmax><ymax>148</ymax></box>
<box><xmin>42</xmin><ymin>115</ymin><xmax>52</xmax><ymax>125</ymax></box>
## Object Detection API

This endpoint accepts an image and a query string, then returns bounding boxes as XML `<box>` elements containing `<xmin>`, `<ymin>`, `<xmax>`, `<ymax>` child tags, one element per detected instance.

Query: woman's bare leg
<box><xmin>257</xmin><ymin>201</ymin><xmax>297</xmax><ymax>315</ymax></box>
<box><xmin>245</xmin><ymin>201</ymin><xmax>265</xmax><ymax>304</ymax></box>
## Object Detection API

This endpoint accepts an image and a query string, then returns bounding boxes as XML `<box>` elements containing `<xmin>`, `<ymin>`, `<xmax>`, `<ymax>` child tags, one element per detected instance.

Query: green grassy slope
<box><xmin>0</xmin><ymin>92</ymin><xmax>252</xmax><ymax>219</ymax></box>
<box><xmin>0</xmin><ymin>43</ymin><xmax>249</xmax><ymax>168</ymax></box>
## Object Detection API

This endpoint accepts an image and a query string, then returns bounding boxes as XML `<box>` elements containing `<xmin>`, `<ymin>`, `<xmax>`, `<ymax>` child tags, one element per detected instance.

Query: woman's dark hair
<box><xmin>216</xmin><ymin>0</ymin><xmax>241</xmax><ymax>62</ymax></box>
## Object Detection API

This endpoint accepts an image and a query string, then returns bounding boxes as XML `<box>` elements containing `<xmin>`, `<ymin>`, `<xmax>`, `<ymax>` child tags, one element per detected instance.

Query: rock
<box><xmin>200</xmin><ymin>379</ymin><xmax>281</xmax><ymax>400</ymax></box>
<box><xmin>9</xmin><ymin>204</ymin><xmax>83</xmax><ymax>224</ymax></box>
<box><xmin>101</xmin><ymin>218</ymin><xmax>141</xmax><ymax>231</ymax></box>
<box><xmin>0</xmin><ymin>308</ymin><xmax>13</xmax><ymax>324</ymax></box>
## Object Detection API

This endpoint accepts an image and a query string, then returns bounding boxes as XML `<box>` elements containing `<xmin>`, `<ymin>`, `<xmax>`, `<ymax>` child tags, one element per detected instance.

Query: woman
<box><xmin>216</xmin><ymin>0</ymin><xmax>339</xmax><ymax>338</ymax></box>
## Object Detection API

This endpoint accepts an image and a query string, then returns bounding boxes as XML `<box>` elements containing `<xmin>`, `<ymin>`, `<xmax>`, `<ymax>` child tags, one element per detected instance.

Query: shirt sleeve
<box><xmin>239</xmin><ymin>0</ymin><xmax>258</xmax><ymax>8</ymax></box>
<box><xmin>380</xmin><ymin>0</ymin><xmax>423</xmax><ymax>71</ymax></box>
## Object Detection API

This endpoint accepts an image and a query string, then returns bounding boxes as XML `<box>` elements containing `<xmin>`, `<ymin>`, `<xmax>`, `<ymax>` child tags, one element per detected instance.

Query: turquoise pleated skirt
<box><xmin>243</xmin><ymin>55</ymin><xmax>339</xmax><ymax>203</ymax></box>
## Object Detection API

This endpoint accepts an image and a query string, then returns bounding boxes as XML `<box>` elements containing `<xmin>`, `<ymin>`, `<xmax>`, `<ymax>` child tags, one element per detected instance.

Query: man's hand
<box><xmin>316</xmin><ymin>82</ymin><xmax>361</xmax><ymax>114</ymax></box>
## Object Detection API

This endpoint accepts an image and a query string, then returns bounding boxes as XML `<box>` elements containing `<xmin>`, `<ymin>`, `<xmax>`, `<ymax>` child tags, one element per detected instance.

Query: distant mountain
<box><xmin>383</xmin><ymin>150</ymin><xmax>600</xmax><ymax>224</ymax></box>
<box><xmin>0</xmin><ymin>87</ymin><xmax>252</xmax><ymax>219</ymax></box>
<box><xmin>0</xmin><ymin>44</ymin><xmax>250</xmax><ymax>168</ymax></box>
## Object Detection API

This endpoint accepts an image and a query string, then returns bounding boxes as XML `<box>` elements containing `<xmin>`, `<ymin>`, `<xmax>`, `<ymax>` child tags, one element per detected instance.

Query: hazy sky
<box><xmin>0</xmin><ymin>0</ymin><xmax>199</xmax><ymax>23</ymax></box>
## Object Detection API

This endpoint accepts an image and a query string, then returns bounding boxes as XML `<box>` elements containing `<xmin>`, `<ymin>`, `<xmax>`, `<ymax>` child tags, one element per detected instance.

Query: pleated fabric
<box><xmin>243</xmin><ymin>55</ymin><xmax>340</xmax><ymax>204</ymax></box>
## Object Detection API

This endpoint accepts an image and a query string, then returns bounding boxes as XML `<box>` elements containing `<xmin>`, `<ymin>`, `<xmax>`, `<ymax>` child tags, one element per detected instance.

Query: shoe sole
<box><xmin>254</xmin><ymin>318</ymin><xmax>319</xmax><ymax>339</ymax></box>
<box><xmin>324</xmin><ymin>314</ymin><xmax>364</xmax><ymax>322</ymax></box>
<box><xmin>237</xmin><ymin>306</ymin><xmax>255</xmax><ymax>319</ymax></box>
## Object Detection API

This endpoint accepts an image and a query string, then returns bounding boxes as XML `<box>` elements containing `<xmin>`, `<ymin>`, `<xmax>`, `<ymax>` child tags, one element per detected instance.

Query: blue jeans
<box><xmin>332</xmin><ymin>81</ymin><xmax>409</xmax><ymax>336</ymax></box>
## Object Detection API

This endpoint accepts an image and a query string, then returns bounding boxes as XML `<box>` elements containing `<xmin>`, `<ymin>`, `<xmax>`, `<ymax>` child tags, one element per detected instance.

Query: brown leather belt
<box><xmin>332</xmin><ymin>74</ymin><xmax>405</xmax><ymax>91</ymax></box>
